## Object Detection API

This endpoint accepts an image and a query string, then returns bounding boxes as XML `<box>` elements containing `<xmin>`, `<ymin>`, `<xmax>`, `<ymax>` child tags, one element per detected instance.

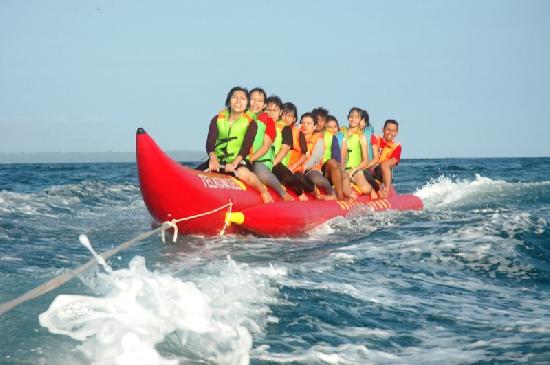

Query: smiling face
<box><xmin>382</xmin><ymin>121</ymin><xmax>398</xmax><ymax>142</ymax></box>
<box><xmin>265</xmin><ymin>102</ymin><xmax>282</xmax><ymax>122</ymax></box>
<box><xmin>229</xmin><ymin>90</ymin><xmax>248</xmax><ymax>114</ymax></box>
<box><xmin>249</xmin><ymin>90</ymin><xmax>266</xmax><ymax>114</ymax></box>
<box><xmin>348</xmin><ymin>110</ymin><xmax>362</xmax><ymax>129</ymax></box>
<box><xmin>282</xmin><ymin>110</ymin><xmax>296</xmax><ymax>126</ymax></box>
<box><xmin>300</xmin><ymin>115</ymin><xmax>316</xmax><ymax>135</ymax></box>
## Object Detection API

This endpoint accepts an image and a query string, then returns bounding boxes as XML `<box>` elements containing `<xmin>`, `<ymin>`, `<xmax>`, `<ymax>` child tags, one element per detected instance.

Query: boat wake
<box><xmin>414</xmin><ymin>174</ymin><xmax>550</xmax><ymax>209</ymax></box>
<box><xmin>39</xmin><ymin>248</ymin><xmax>282</xmax><ymax>365</ymax></box>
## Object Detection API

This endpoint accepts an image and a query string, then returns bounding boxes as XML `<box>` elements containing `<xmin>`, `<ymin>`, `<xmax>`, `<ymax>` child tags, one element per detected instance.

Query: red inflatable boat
<box><xmin>136</xmin><ymin>128</ymin><xmax>423</xmax><ymax>237</ymax></box>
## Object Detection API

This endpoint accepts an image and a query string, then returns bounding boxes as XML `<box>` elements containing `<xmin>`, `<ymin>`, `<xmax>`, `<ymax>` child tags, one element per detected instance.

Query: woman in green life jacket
<box><xmin>340</xmin><ymin>107</ymin><xmax>376</xmax><ymax>197</ymax></box>
<box><xmin>202</xmin><ymin>86</ymin><xmax>273</xmax><ymax>203</ymax></box>
<box><xmin>247</xmin><ymin>89</ymin><xmax>293</xmax><ymax>201</ymax></box>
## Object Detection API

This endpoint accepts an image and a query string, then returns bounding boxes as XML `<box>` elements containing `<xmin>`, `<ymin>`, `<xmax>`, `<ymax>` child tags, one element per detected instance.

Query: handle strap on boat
<box><xmin>160</xmin><ymin>199</ymin><xmax>234</xmax><ymax>242</ymax></box>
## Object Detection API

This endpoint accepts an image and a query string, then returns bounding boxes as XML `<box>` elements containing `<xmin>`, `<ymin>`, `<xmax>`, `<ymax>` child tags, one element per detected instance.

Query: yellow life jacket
<box><xmin>214</xmin><ymin>109</ymin><xmax>252</xmax><ymax>163</ymax></box>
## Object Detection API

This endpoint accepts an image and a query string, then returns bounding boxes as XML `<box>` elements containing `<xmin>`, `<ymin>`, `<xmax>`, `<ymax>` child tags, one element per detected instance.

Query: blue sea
<box><xmin>0</xmin><ymin>158</ymin><xmax>549</xmax><ymax>365</ymax></box>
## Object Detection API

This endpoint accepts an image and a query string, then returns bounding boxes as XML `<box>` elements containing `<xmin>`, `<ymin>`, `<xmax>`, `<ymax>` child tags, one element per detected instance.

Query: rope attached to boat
<box><xmin>160</xmin><ymin>199</ymin><xmax>233</xmax><ymax>242</ymax></box>
<box><xmin>0</xmin><ymin>200</ymin><xmax>234</xmax><ymax>317</ymax></box>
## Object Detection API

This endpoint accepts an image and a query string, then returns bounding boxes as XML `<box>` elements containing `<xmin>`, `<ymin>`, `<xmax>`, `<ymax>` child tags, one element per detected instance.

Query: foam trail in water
<box><xmin>413</xmin><ymin>174</ymin><xmax>550</xmax><ymax>209</ymax></box>
<box><xmin>39</xmin><ymin>255</ymin><xmax>281</xmax><ymax>365</ymax></box>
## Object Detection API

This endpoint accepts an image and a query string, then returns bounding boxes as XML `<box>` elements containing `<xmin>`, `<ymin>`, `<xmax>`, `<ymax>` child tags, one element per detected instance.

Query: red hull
<box><xmin>136</xmin><ymin>129</ymin><xmax>423</xmax><ymax>237</ymax></box>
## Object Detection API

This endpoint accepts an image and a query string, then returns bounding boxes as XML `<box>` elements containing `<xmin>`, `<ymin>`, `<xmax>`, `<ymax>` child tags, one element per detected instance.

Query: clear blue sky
<box><xmin>1</xmin><ymin>0</ymin><xmax>549</xmax><ymax>158</ymax></box>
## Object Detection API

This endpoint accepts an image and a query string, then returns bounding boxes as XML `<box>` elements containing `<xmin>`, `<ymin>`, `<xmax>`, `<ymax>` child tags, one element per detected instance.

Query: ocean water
<box><xmin>0</xmin><ymin>158</ymin><xmax>549</xmax><ymax>365</ymax></box>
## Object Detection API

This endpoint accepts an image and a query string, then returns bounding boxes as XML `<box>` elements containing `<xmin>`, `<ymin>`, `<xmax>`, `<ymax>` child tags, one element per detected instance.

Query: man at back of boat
<box><xmin>366</xmin><ymin>119</ymin><xmax>402</xmax><ymax>198</ymax></box>
<box><xmin>197</xmin><ymin>86</ymin><xmax>273</xmax><ymax>203</ymax></box>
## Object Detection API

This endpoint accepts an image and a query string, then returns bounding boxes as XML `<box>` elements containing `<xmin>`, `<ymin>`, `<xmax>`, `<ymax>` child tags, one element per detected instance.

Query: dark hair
<box><xmin>282</xmin><ymin>102</ymin><xmax>298</xmax><ymax>118</ymax></box>
<box><xmin>384</xmin><ymin>119</ymin><xmax>399</xmax><ymax>130</ymax></box>
<box><xmin>347</xmin><ymin>107</ymin><xmax>364</xmax><ymax>120</ymax></box>
<box><xmin>362</xmin><ymin>109</ymin><xmax>370</xmax><ymax>124</ymax></box>
<box><xmin>265</xmin><ymin>95</ymin><xmax>283</xmax><ymax>110</ymax></box>
<box><xmin>300</xmin><ymin>112</ymin><xmax>317</xmax><ymax>125</ymax></box>
<box><xmin>225</xmin><ymin>86</ymin><xmax>249</xmax><ymax>111</ymax></box>
<box><xmin>327</xmin><ymin>114</ymin><xmax>339</xmax><ymax>128</ymax></box>
<box><xmin>249</xmin><ymin>87</ymin><xmax>267</xmax><ymax>102</ymax></box>
<box><xmin>311</xmin><ymin>107</ymin><xmax>329</xmax><ymax>122</ymax></box>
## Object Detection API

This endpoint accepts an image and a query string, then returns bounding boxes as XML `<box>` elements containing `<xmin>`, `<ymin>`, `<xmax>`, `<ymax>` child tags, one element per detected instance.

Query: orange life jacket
<box><xmin>377</xmin><ymin>136</ymin><xmax>401</xmax><ymax>163</ymax></box>
<box><xmin>301</xmin><ymin>132</ymin><xmax>324</xmax><ymax>172</ymax></box>
<box><xmin>286</xmin><ymin>126</ymin><xmax>304</xmax><ymax>168</ymax></box>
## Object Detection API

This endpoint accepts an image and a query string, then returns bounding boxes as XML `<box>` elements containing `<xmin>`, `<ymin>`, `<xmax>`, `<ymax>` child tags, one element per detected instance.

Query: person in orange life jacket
<box><xmin>271</xmin><ymin>101</ymin><xmax>310</xmax><ymax>201</ymax></box>
<box><xmin>197</xmin><ymin>86</ymin><xmax>273</xmax><ymax>203</ymax></box>
<box><xmin>292</xmin><ymin>113</ymin><xmax>336</xmax><ymax>200</ymax></box>
<box><xmin>312</xmin><ymin>107</ymin><xmax>346</xmax><ymax>200</ymax></box>
<box><xmin>358</xmin><ymin>109</ymin><xmax>381</xmax><ymax>192</ymax></box>
<box><xmin>341</xmin><ymin>107</ymin><xmax>377</xmax><ymax>197</ymax></box>
<box><xmin>247</xmin><ymin>90</ymin><xmax>293</xmax><ymax>201</ymax></box>
<box><xmin>371</xmin><ymin>119</ymin><xmax>401</xmax><ymax>198</ymax></box>
<box><xmin>326</xmin><ymin>115</ymin><xmax>356</xmax><ymax>200</ymax></box>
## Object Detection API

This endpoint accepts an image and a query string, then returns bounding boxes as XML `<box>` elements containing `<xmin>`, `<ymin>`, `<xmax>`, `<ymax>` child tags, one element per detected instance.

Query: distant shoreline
<box><xmin>0</xmin><ymin>151</ymin><xmax>206</xmax><ymax>164</ymax></box>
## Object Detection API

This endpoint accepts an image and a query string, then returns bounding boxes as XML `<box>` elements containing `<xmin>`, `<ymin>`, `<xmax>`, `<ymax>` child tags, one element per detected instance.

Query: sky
<box><xmin>1</xmin><ymin>0</ymin><xmax>549</xmax><ymax>159</ymax></box>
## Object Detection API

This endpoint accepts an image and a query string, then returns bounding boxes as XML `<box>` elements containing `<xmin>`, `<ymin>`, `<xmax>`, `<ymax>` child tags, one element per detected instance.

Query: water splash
<box><xmin>39</xmin><ymin>254</ymin><xmax>281</xmax><ymax>365</ymax></box>
<box><xmin>415</xmin><ymin>174</ymin><xmax>550</xmax><ymax>209</ymax></box>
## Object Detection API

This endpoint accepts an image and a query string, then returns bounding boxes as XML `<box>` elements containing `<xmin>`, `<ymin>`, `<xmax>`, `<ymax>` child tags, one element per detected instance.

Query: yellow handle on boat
<box><xmin>225</xmin><ymin>211</ymin><xmax>245</xmax><ymax>225</ymax></box>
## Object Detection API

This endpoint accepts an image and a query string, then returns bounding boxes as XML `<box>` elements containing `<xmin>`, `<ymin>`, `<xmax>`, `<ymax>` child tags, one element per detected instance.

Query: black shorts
<box><xmin>363</xmin><ymin>166</ymin><xmax>382</xmax><ymax>191</ymax></box>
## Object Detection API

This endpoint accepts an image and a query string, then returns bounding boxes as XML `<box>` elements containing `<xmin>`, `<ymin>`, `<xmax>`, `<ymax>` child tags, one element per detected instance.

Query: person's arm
<box><xmin>226</xmin><ymin>121</ymin><xmax>258</xmax><ymax>172</ymax></box>
<box><xmin>250</xmin><ymin>135</ymin><xmax>273</xmax><ymax>162</ymax></box>
<box><xmin>340</xmin><ymin>138</ymin><xmax>348</xmax><ymax>169</ymax></box>
<box><xmin>250</xmin><ymin>116</ymin><xmax>275</xmax><ymax>162</ymax></box>
<box><xmin>206</xmin><ymin>115</ymin><xmax>220</xmax><ymax>171</ymax></box>
<box><xmin>273</xmin><ymin>126</ymin><xmax>292</xmax><ymax>166</ymax></box>
<box><xmin>303</xmin><ymin>138</ymin><xmax>325</xmax><ymax>171</ymax></box>
<box><xmin>364</xmin><ymin>134</ymin><xmax>379</xmax><ymax>170</ymax></box>
<box><xmin>237</xmin><ymin>121</ymin><xmax>258</xmax><ymax>160</ymax></box>
<box><xmin>288</xmin><ymin>131</ymin><xmax>307</xmax><ymax>172</ymax></box>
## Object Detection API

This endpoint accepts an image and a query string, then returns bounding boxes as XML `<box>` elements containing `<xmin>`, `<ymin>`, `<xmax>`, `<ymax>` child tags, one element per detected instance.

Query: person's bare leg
<box><xmin>324</xmin><ymin>159</ymin><xmax>345</xmax><ymax>200</ymax></box>
<box><xmin>236</xmin><ymin>167</ymin><xmax>273</xmax><ymax>203</ymax></box>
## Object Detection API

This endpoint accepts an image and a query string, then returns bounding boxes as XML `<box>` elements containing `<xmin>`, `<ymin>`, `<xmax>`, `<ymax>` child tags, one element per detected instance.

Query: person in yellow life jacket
<box><xmin>292</xmin><ymin>113</ymin><xmax>336</xmax><ymax>200</ymax></box>
<box><xmin>247</xmin><ymin>90</ymin><xmax>293</xmax><ymax>201</ymax></box>
<box><xmin>312</xmin><ymin>107</ymin><xmax>346</xmax><ymax>200</ymax></box>
<box><xmin>340</xmin><ymin>107</ymin><xmax>377</xmax><ymax>197</ymax></box>
<box><xmin>196</xmin><ymin>86</ymin><xmax>273</xmax><ymax>203</ymax></box>
<box><xmin>326</xmin><ymin>115</ymin><xmax>355</xmax><ymax>200</ymax></box>
<box><xmin>271</xmin><ymin>102</ymin><xmax>310</xmax><ymax>201</ymax></box>
<box><xmin>369</xmin><ymin>119</ymin><xmax>402</xmax><ymax>198</ymax></box>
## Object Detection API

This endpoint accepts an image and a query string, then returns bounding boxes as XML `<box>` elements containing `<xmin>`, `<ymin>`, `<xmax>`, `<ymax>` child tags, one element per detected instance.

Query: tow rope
<box><xmin>0</xmin><ymin>200</ymin><xmax>233</xmax><ymax>317</ymax></box>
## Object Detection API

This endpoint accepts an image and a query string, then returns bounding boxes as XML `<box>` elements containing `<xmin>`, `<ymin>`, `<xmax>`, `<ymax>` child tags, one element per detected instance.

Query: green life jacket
<box><xmin>345</xmin><ymin>131</ymin><xmax>362</xmax><ymax>169</ymax></box>
<box><xmin>363</xmin><ymin>125</ymin><xmax>375</xmax><ymax>161</ymax></box>
<box><xmin>272</xmin><ymin>120</ymin><xmax>291</xmax><ymax>167</ymax></box>
<box><xmin>322</xmin><ymin>131</ymin><xmax>333</xmax><ymax>163</ymax></box>
<box><xmin>214</xmin><ymin>109</ymin><xmax>251</xmax><ymax>164</ymax></box>
<box><xmin>250</xmin><ymin>112</ymin><xmax>274</xmax><ymax>170</ymax></box>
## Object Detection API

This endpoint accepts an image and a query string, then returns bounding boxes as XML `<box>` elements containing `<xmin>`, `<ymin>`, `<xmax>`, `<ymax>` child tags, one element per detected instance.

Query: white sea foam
<box><xmin>415</xmin><ymin>174</ymin><xmax>550</xmax><ymax>209</ymax></box>
<box><xmin>40</xmin><ymin>254</ymin><xmax>281</xmax><ymax>365</ymax></box>
<box><xmin>0</xmin><ymin>181</ymin><xmax>140</xmax><ymax>216</ymax></box>
<box><xmin>253</xmin><ymin>343</ymin><xmax>403</xmax><ymax>364</ymax></box>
